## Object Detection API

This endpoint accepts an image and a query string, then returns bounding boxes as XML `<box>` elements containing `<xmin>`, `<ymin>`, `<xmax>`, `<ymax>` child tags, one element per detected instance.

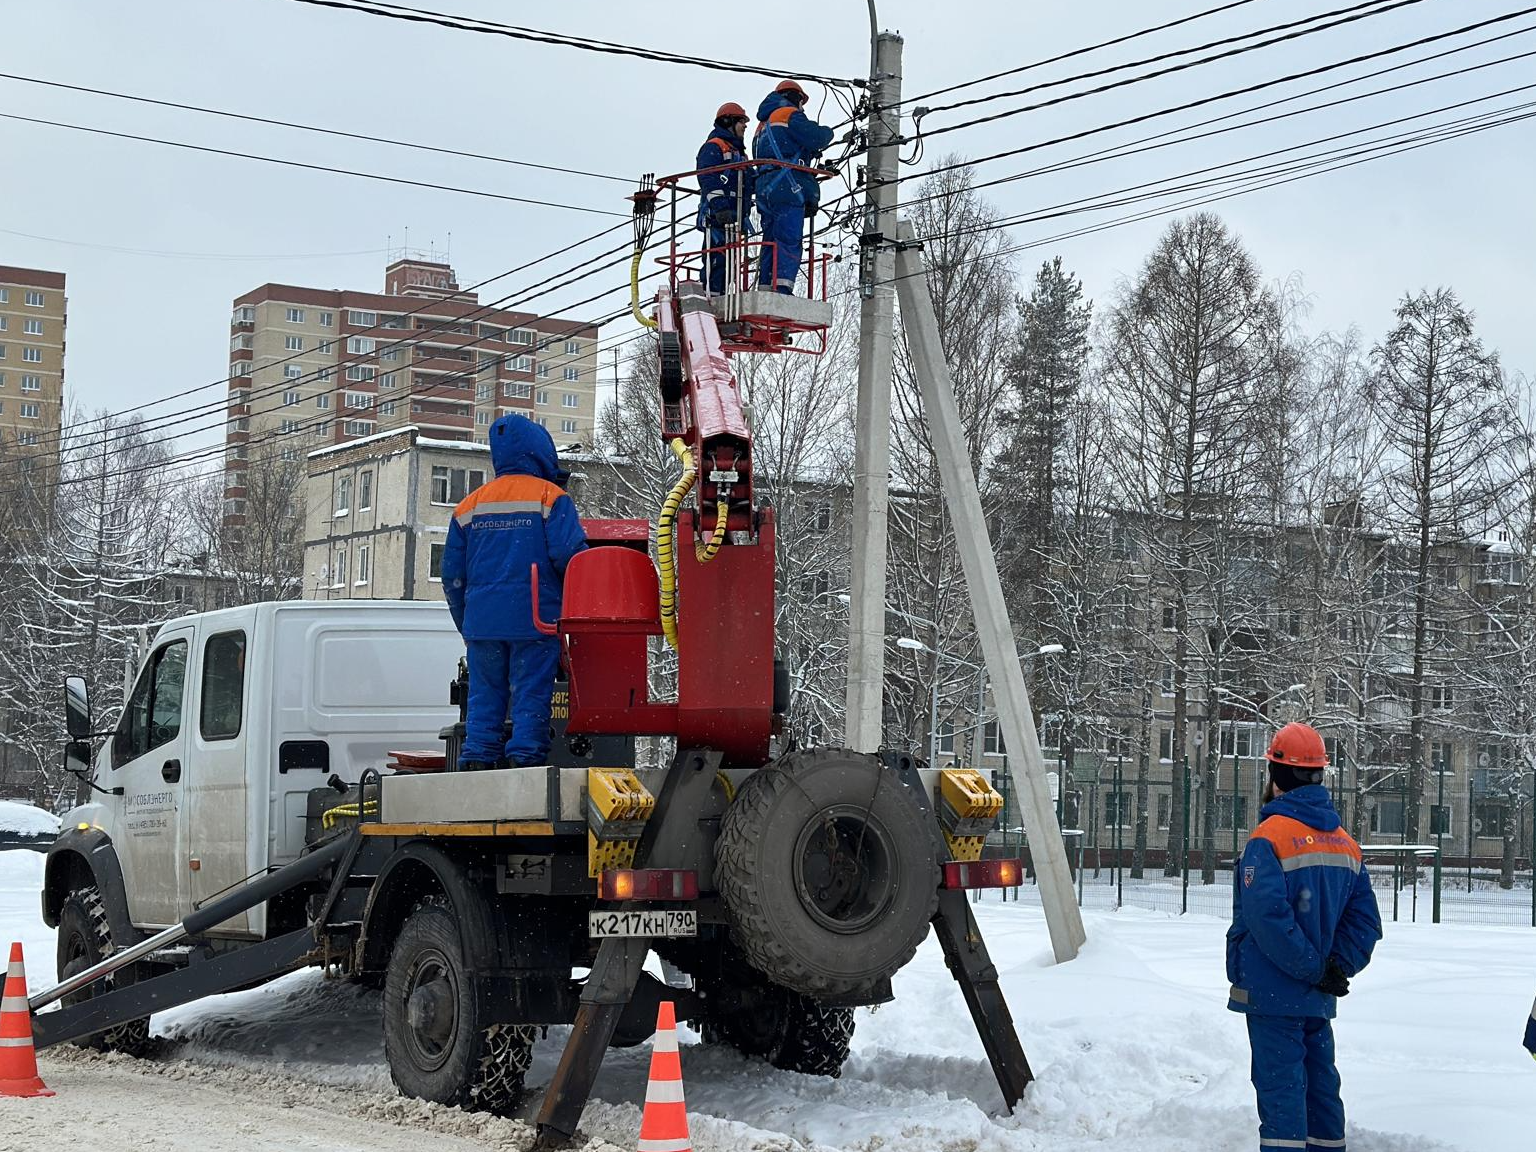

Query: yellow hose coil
<box><xmin>630</xmin><ymin>249</ymin><xmax>658</xmax><ymax>330</ymax></box>
<box><xmin>657</xmin><ymin>439</ymin><xmax>696</xmax><ymax>650</ymax></box>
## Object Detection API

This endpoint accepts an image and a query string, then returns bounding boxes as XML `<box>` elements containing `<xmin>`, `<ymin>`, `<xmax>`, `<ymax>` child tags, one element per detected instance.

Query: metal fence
<box><xmin>989</xmin><ymin>761</ymin><xmax>1536</xmax><ymax>928</ymax></box>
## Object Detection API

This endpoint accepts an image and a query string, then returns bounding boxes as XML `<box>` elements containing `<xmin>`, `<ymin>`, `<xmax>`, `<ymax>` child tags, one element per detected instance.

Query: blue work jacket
<box><xmin>752</xmin><ymin>92</ymin><xmax>834</xmax><ymax>209</ymax></box>
<box><xmin>696</xmin><ymin>125</ymin><xmax>750</xmax><ymax>229</ymax></box>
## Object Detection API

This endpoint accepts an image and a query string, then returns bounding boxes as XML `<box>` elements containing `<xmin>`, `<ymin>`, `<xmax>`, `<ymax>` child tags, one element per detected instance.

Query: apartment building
<box><xmin>0</xmin><ymin>265</ymin><xmax>66</xmax><ymax>459</ymax></box>
<box><xmin>225</xmin><ymin>256</ymin><xmax>599</xmax><ymax>525</ymax></box>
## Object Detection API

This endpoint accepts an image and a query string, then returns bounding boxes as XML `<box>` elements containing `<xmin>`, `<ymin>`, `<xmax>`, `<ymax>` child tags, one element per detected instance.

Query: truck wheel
<box><xmin>55</xmin><ymin>885</ymin><xmax>156</xmax><ymax>1057</ymax></box>
<box><xmin>703</xmin><ymin>971</ymin><xmax>854</xmax><ymax>1077</ymax></box>
<box><xmin>715</xmin><ymin>748</ymin><xmax>939</xmax><ymax>999</ymax></box>
<box><xmin>383</xmin><ymin>901</ymin><xmax>536</xmax><ymax>1115</ymax></box>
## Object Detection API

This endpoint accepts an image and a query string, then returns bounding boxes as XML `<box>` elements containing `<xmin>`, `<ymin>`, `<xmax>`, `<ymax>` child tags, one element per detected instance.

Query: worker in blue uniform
<box><xmin>1228</xmin><ymin>722</ymin><xmax>1382</xmax><ymax>1151</ymax></box>
<box><xmin>752</xmin><ymin>79</ymin><xmax>834</xmax><ymax>295</ymax></box>
<box><xmin>441</xmin><ymin>414</ymin><xmax>587</xmax><ymax>771</ymax></box>
<box><xmin>696</xmin><ymin>102</ymin><xmax>752</xmax><ymax>296</ymax></box>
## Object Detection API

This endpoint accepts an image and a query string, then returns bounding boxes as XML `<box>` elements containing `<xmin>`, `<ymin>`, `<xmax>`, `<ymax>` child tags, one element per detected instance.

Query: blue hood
<box><xmin>1259</xmin><ymin>784</ymin><xmax>1341</xmax><ymax>832</ymax></box>
<box><xmin>756</xmin><ymin>92</ymin><xmax>797</xmax><ymax>122</ymax></box>
<box><xmin>708</xmin><ymin>123</ymin><xmax>745</xmax><ymax>150</ymax></box>
<box><xmin>489</xmin><ymin>413</ymin><xmax>563</xmax><ymax>482</ymax></box>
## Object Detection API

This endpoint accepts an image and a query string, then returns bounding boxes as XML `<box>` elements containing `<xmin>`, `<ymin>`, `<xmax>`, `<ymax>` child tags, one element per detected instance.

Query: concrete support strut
<box><xmin>891</xmin><ymin>220</ymin><xmax>1086</xmax><ymax>963</ymax></box>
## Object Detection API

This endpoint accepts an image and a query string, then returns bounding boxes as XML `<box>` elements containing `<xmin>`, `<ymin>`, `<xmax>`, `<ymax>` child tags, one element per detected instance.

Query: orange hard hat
<box><xmin>774</xmin><ymin>79</ymin><xmax>809</xmax><ymax>100</ymax></box>
<box><xmin>1266</xmin><ymin>722</ymin><xmax>1328</xmax><ymax>770</ymax></box>
<box><xmin>715</xmin><ymin>102</ymin><xmax>748</xmax><ymax>122</ymax></box>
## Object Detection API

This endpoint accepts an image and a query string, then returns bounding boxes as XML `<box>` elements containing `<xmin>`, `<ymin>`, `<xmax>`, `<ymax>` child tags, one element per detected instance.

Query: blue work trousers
<box><xmin>462</xmin><ymin>636</ymin><xmax>561</xmax><ymax>767</ymax></box>
<box><xmin>757</xmin><ymin>201</ymin><xmax>804</xmax><ymax>294</ymax></box>
<box><xmin>1246</xmin><ymin>1015</ymin><xmax>1346</xmax><ymax>1151</ymax></box>
<box><xmin>706</xmin><ymin>223</ymin><xmax>730</xmax><ymax>295</ymax></box>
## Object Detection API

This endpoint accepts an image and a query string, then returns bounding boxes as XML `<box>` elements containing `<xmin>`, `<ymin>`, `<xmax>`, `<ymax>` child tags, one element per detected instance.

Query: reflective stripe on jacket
<box><xmin>696</xmin><ymin>129</ymin><xmax>749</xmax><ymax>228</ymax></box>
<box><xmin>752</xmin><ymin>92</ymin><xmax>833</xmax><ymax>208</ymax></box>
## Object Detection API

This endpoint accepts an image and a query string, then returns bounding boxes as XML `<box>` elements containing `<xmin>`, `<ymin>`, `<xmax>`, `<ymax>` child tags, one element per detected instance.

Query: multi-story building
<box><xmin>0</xmin><ymin>265</ymin><xmax>66</xmax><ymax>460</ymax></box>
<box><xmin>225</xmin><ymin>256</ymin><xmax>599</xmax><ymax>526</ymax></box>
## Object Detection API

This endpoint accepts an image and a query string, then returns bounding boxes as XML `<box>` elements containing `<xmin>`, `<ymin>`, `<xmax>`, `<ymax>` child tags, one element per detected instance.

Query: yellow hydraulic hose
<box><xmin>631</xmin><ymin>249</ymin><xmax>658</xmax><ymax>329</ymax></box>
<box><xmin>657</xmin><ymin>438</ymin><xmax>696</xmax><ymax>649</ymax></box>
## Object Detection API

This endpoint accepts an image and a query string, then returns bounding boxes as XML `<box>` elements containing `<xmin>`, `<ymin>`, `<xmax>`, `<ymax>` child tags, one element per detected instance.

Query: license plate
<box><xmin>588</xmin><ymin>909</ymin><xmax>697</xmax><ymax>939</ymax></box>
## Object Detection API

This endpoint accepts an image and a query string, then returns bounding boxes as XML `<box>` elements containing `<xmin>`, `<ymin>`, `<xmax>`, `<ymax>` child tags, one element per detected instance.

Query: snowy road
<box><xmin>2</xmin><ymin>847</ymin><xmax>1531</xmax><ymax>1151</ymax></box>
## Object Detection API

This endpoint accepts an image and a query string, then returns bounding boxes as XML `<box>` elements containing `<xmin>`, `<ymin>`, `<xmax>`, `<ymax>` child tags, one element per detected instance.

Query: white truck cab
<box><xmin>60</xmin><ymin>600</ymin><xmax>461</xmax><ymax>939</ymax></box>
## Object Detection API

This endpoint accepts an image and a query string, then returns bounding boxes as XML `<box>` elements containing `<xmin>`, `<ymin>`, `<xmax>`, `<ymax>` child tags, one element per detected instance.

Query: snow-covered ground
<box><xmin>1</xmin><ymin>847</ymin><xmax>1531</xmax><ymax>1151</ymax></box>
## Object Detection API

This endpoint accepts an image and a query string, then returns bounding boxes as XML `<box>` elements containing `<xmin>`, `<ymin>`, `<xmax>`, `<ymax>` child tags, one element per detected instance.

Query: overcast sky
<box><xmin>4</xmin><ymin>0</ymin><xmax>1532</xmax><ymax>463</ymax></box>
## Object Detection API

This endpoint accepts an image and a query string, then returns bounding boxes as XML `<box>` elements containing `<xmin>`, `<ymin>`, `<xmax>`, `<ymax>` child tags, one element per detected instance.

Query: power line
<box><xmin>0</xmin><ymin>72</ymin><xmax>634</xmax><ymax>186</ymax></box>
<box><xmin>899</xmin><ymin>0</ymin><xmax>1269</xmax><ymax>108</ymax></box>
<box><xmin>280</xmin><ymin>0</ymin><xmax>856</xmax><ymax>87</ymax></box>
<box><xmin>916</xmin><ymin>0</ymin><xmax>1423</xmax><ymax>121</ymax></box>
<box><xmin>896</xmin><ymin>6</ymin><xmax>1536</xmax><ymax>185</ymax></box>
<box><xmin>19</xmin><ymin>219</ymin><xmax>634</xmax><ymax>453</ymax></box>
<box><xmin>0</xmin><ymin>112</ymin><xmax>628</xmax><ymax>218</ymax></box>
<box><xmin>0</xmin><ymin>228</ymin><xmax>389</xmax><ymax>261</ymax></box>
<box><xmin>900</xmin><ymin>34</ymin><xmax>1536</xmax><ymax>215</ymax></box>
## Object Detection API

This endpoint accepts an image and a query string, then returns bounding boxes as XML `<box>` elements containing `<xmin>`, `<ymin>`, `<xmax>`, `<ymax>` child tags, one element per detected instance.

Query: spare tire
<box><xmin>715</xmin><ymin>748</ymin><xmax>939</xmax><ymax>999</ymax></box>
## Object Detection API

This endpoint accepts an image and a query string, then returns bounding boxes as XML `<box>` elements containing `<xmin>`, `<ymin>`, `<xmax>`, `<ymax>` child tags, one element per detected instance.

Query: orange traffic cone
<box><xmin>636</xmin><ymin>1000</ymin><xmax>689</xmax><ymax>1152</ymax></box>
<box><xmin>0</xmin><ymin>942</ymin><xmax>53</xmax><ymax>1098</ymax></box>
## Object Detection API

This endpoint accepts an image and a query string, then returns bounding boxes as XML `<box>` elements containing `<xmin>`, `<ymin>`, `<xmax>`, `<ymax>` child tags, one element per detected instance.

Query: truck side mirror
<box><xmin>64</xmin><ymin>676</ymin><xmax>92</xmax><ymax>739</ymax></box>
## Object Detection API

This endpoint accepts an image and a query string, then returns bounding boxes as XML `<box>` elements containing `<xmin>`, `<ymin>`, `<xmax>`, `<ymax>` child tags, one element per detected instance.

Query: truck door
<box><xmin>179</xmin><ymin>627</ymin><xmax>256</xmax><ymax>935</ymax></box>
<box><xmin>109</xmin><ymin>626</ymin><xmax>193</xmax><ymax>929</ymax></box>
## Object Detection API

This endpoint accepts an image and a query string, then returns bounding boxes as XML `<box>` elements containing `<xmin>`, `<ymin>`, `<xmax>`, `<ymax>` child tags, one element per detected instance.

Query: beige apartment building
<box><xmin>225</xmin><ymin>256</ymin><xmax>599</xmax><ymax>525</ymax></box>
<box><xmin>0</xmin><ymin>265</ymin><xmax>66</xmax><ymax>460</ymax></box>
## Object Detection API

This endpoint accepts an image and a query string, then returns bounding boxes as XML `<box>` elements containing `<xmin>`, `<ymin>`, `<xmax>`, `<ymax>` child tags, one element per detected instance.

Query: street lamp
<box><xmin>897</xmin><ymin>636</ymin><xmax>1064</xmax><ymax>769</ymax></box>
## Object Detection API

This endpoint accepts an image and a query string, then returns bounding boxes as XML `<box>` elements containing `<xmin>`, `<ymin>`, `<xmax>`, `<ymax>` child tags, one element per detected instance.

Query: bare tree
<box><xmin>1368</xmin><ymin>288</ymin><xmax>1508</xmax><ymax>847</ymax></box>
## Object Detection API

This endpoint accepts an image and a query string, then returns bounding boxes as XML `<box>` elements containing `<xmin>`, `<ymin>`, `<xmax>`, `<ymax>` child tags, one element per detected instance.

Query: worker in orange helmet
<box><xmin>752</xmin><ymin>79</ymin><xmax>833</xmax><ymax>294</ymax></box>
<box><xmin>1227</xmin><ymin>721</ymin><xmax>1382</xmax><ymax>1152</ymax></box>
<box><xmin>696</xmin><ymin>102</ymin><xmax>753</xmax><ymax>296</ymax></box>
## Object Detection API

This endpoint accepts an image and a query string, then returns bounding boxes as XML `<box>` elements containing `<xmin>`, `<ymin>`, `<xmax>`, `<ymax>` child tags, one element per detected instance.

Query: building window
<box><xmin>1160</xmin><ymin>664</ymin><xmax>1175</xmax><ymax>696</ymax></box>
<box><xmin>232</xmin><ymin>305</ymin><xmax>255</xmax><ymax>324</ymax></box>
<box><xmin>346</xmin><ymin>365</ymin><xmax>376</xmax><ymax>382</ymax></box>
<box><xmin>510</xmin><ymin>328</ymin><xmax>534</xmax><ymax>346</ymax></box>
<box><xmin>315</xmin><ymin>310</ymin><xmax>332</xmax><ymax>327</ymax></box>
<box><xmin>379</xmin><ymin>400</ymin><xmax>396</xmax><ymax>416</ymax></box>
<box><xmin>1431</xmin><ymin>741</ymin><xmax>1453</xmax><ymax>775</ymax></box>
<box><xmin>1156</xmin><ymin>793</ymin><xmax>1171</xmax><ymax>831</ymax></box>
<box><xmin>1323</xmin><ymin>674</ymin><xmax>1349</xmax><ymax>706</ymax></box>
<box><xmin>381</xmin><ymin>349</ymin><xmax>401</xmax><ymax>363</ymax></box>
<box><xmin>348</xmin><ymin>336</ymin><xmax>376</xmax><ymax>355</ymax></box>
<box><xmin>561</xmin><ymin>393</ymin><xmax>579</xmax><ymax>409</ymax></box>
<box><xmin>280</xmin><ymin>419</ymin><xmax>301</xmax><ymax>434</ymax></box>
<box><xmin>476</xmin><ymin>382</ymin><xmax>491</xmax><ymax>401</ymax></box>
<box><xmin>318</xmin><ymin>367</ymin><xmax>334</xmax><ymax>382</ymax></box>
<box><xmin>333</xmin><ymin>548</ymin><xmax>347</xmax><ymax>588</ymax></box>
<box><xmin>1369</xmin><ymin>798</ymin><xmax>1405</xmax><ymax>836</ymax></box>
<box><xmin>429</xmin><ymin>542</ymin><xmax>446</xmax><ymax>581</ymax></box>
<box><xmin>430</xmin><ymin>466</ymin><xmax>487</xmax><ymax>505</ymax></box>
<box><xmin>560</xmin><ymin>418</ymin><xmax>577</xmax><ymax>435</ymax></box>
<box><xmin>1161</xmin><ymin>604</ymin><xmax>1176</xmax><ymax>630</ymax></box>
<box><xmin>283</xmin><ymin>391</ymin><xmax>301</xmax><ymax>406</ymax></box>
<box><xmin>380</xmin><ymin>314</ymin><xmax>406</xmax><ymax>330</ymax></box>
<box><xmin>230</xmin><ymin>362</ymin><xmax>251</xmax><ymax>377</ymax></box>
<box><xmin>503</xmin><ymin>381</ymin><xmax>533</xmax><ymax>399</ymax></box>
<box><xmin>284</xmin><ymin>365</ymin><xmax>303</xmax><ymax>380</ymax></box>
<box><xmin>285</xmin><ymin>335</ymin><xmax>304</xmax><ymax>351</ymax></box>
<box><xmin>380</xmin><ymin>373</ymin><xmax>397</xmax><ymax>390</ymax></box>
<box><xmin>20</xmin><ymin>376</ymin><xmax>41</xmax><ymax>393</ymax></box>
<box><xmin>1104</xmin><ymin>791</ymin><xmax>1133</xmax><ymax>829</ymax></box>
<box><xmin>19</xmin><ymin>402</ymin><xmax>40</xmax><ymax>419</ymax></box>
<box><xmin>476</xmin><ymin>411</ymin><xmax>490</xmax><ymax>426</ymax></box>
<box><xmin>1429</xmin><ymin>803</ymin><xmax>1452</xmax><ymax>836</ymax></box>
<box><xmin>356</xmin><ymin>544</ymin><xmax>371</xmax><ymax>586</ymax></box>
<box><xmin>21</xmin><ymin>347</ymin><xmax>41</xmax><ymax>363</ymax></box>
<box><xmin>347</xmin><ymin>309</ymin><xmax>377</xmax><ymax>327</ymax></box>
<box><xmin>506</xmin><ymin>355</ymin><xmax>529</xmax><ymax>373</ymax></box>
<box><xmin>279</xmin><ymin>446</ymin><xmax>299</xmax><ymax>461</ymax></box>
<box><xmin>984</xmin><ymin>721</ymin><xmax>1006</xmax><ymax>757</ymax></box>
<box><xmin>1219</xmin><ymin>725</ymin><xmax>1254</xmax><ymax>758</ymax></box>
<box><xmin>335</xmin><ymin>476</ymin><xmax>351</xmax><ymax>516</ymax></box>
<box><xmin>286</xmin><ymin>307</ymin><xmax>305</xmax><ymax>323</ymax></box>
<box><xmin>315</xmin><ymin>393</ymin><xmax>331</xmax><ymax>409</ymax></box>
<box><xmin>934</xmin><ymin>719</ymin><xmax>955</xmax><ymax>756</ymax></box>
<box><xmin>478</xmin><ymin>324</ymin><xmax>506</xmax><ymax>342</ymax></box>
<box><xmin>562</xmin><ymin>366</ymin><xmax>580</xmax><ymax>382</ymax></box>
<box><xmin>0</xmin><ymin>344</ymin><xmax>6</xmax><ymax>359</ymax></box>
<box><xmin>1158</xmin><ymin>728</ymin><xmax>1174</xmax><ymax>762</ymax></box>
<box><xmin>344</xmin><ymin>420</ymin><xmax>374</xmax><ymax>436</ymax></box>
<box><xmin>564</xmin><ymin>339</ymin><xmax>581</xmax><ymax>355</ymax></box>
<box><xmin>1430</xmin><ymin>685</ymin><xmax>1453</xmax><ymax>711</ymax></box>
<box><xmin>345</xmin><ymin>392</ymin><xmax>371</xmax><ymax>409</ymax></box>
<box><xmin>359</xmin><ymin>470</ymin><xmax>373</xmax><ymax>511</ymax></box>
<box><xmin>25</xmin><ymin>290</ymin><xmax>45</xmax><ymax>308</ymax></box>
<box><xmin>22</xmin><ymin>318</ymin><xmax>43</xmax><ymax>336</ymax></box>
<box><xmin>536</xmin><ymin>389</ymin><xmax>550</xmax><ymax>405</ymax></box>
<box><xmin>1216</xmin><ymin>795</ymin><xmax>1250</xmax><ymax>832</ymax></box>
<box><xmin>536</xmin><ymin>362</ymin><xmax>550</xmax><ymax>380</ymax></box>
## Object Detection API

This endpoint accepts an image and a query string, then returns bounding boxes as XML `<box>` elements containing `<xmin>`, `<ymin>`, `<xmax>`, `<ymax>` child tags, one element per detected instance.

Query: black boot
<box><xmin>460</xmin><ymin>759</ymin><xmax>496</xmax><ymax>773</ymax></box>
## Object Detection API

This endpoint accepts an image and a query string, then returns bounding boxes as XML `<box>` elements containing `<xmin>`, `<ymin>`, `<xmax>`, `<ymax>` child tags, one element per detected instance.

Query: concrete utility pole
<box><xmin>844</xmin><ymin>29</ymin><xmax>903</xmax><ymax>752</ymax></box>
<box><xmin>892</xmin><ymin>220</ymin><xmax>1087</xmax><ymax>963</ymax></box>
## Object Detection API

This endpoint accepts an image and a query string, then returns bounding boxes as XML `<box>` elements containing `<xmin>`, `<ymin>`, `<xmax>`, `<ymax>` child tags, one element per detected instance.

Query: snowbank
<box><xmin>0</xmin><ymin>798</ymin><xmax>59</xmax><ymax>836</ymax></box>
<box><xmin>3</xmin><ymin>852</ymin><xmax>1532</xmax><ymax>1151</ymax></box>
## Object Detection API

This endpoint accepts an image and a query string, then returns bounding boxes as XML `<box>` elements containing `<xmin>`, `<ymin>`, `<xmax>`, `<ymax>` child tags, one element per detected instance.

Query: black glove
<box><xmin>1315</xmin><ymin>957</ymin><xmax>1350</xmax><ymax>998</ymax></box>
<box><xmin>803</xmin><ymin>203</ymin><xmax>818</xmax><ymax>220</ymax></box>
<box><xmin>710</xmin><ymin>207</ymin><xmax>736</xmax><ymax>228</ymax></box>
